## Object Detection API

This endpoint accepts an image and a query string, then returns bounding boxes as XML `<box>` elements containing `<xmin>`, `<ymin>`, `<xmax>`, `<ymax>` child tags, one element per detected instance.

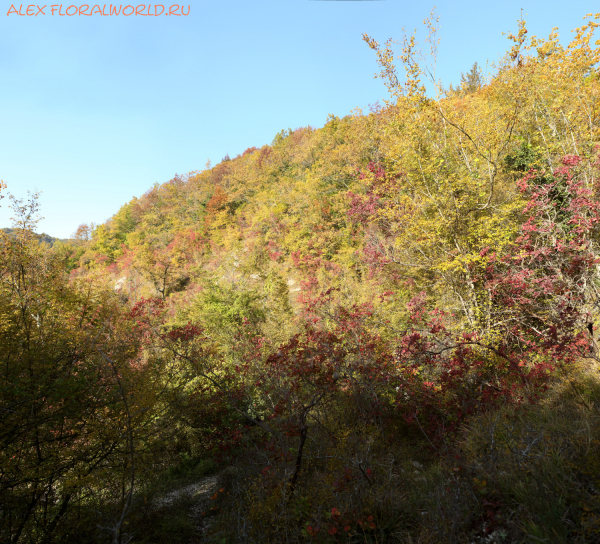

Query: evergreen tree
<box><xmin>460</xmin><ymin>61</ymin><xmax>483</xmax><ymax>93</ymax></box>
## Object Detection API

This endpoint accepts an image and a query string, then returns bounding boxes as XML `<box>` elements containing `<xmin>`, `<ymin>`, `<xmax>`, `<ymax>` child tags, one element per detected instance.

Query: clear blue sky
<box><xmin>0</xmin><ymin>0</ymin><xmax>597</xmax><ymax>238</ymax></box>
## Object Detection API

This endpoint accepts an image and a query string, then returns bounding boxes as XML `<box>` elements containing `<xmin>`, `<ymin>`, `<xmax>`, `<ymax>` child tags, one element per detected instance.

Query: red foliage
<box><xmin>257</xmin><ymin>146</ymin><xmax>273</xmax><ymax>168</ymax></box>
<box><xmin>347</xmin><ymin>192</ymin><xmax>382</xmax><ymax>225</ymax></box>
<box><xmin>265</xmin><ymin>154</ymin><xmax>600</xmax><ymax>442</ymax></box>
<box><xmin>206</xmin><ymin>186</ymin><xmax>228</xmax><ymax>215</ymax></box>
<box><xmin>129</xmin><ymin>297</ymin><xmax>165</xmax><ymax>319</ymax></box>
<box><xmin>481</xmin><ymin>157</ymin><xmax>600</xmax><ymax>359</ymax></box>
<box><xmin>166</xmin><ymin>322</ymin><xmax>203</xmax><ymax>342</ymax></box>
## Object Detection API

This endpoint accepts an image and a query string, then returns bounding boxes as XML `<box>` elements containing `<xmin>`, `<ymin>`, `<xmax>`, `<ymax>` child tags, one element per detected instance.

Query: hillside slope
<box><xmin>3</xmin><ymin>14</ymin><xmax>600</xmax><ymax>543</ymax></box>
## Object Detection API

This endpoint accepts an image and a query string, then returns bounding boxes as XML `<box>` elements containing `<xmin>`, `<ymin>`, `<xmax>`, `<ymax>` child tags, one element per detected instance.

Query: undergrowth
<box><xmin>198</xmin><ymin>360</ymin><xmax>600</xmax><ymax>543</ymax></box>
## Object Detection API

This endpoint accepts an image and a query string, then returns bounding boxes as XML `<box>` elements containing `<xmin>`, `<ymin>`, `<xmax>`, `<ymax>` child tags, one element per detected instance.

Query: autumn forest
<box><xmin>2</xmin><ymin>13</ymin><xmax>600</xmax><ymax>544</ymax></box>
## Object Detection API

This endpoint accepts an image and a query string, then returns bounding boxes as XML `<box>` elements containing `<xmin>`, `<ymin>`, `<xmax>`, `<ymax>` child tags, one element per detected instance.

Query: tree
<box><xmin>459</xmin><ymin>62</ymin><xmax>483</xmax><ymax>93</ymax></box>
<box><xmin>130</xmin><ymin>230</ymin><xmax>202</xmax><ymax>300</ymax></box>
<box><xmin>361</xmin><ymin>12</ymin><xmax>600</xmax><ymax>332</ymax></box>
<box><xmin>71</xmin><ymin>223</ymin><xmax>95</xmax><ymax>243</ymax></box>
<box><xmin>0</xmin><ymin>199</ymin><xmax>180</xmax><ymax>543</ymax></box>
<box><xmin>8</xmin><ymin>191</ymin><xmax>43</xmax><ymax>236</ymax></box>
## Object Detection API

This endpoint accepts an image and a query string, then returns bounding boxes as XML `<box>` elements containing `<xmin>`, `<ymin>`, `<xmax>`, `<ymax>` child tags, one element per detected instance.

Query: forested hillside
<box><xmin>1</xmin><ymin>228</ymin><xmax>66</xmax><ymax>246</ymax></box>
<box><xmin>2</xmin><ymin>13</ymin><xmax>600</xmax><ymax>543</ymax></box>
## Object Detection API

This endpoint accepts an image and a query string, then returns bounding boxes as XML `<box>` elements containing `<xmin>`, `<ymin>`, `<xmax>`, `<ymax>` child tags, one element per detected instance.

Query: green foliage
<box><xmin>197</xmin><ymin>281</ymin><xmax>265</xmax><ymax>332</ymax></box>
<box><xmin>91</xmin><ymin>223</ymin><xmax>122</xmax><ymax>261</ymax></box>
<box><xmin>111</xmin><ymin>198</ymin><xmax>140</xmax><ymax>240</ymax></box>
<box><xmin>503</xmin><ymin>140</ymin><xmax>543</xmax><ymax>174</ymax></box>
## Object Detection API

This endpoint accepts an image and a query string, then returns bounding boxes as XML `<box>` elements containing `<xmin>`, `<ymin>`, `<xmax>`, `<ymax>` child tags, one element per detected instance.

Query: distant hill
<box><xmin>1</xmin><ymin>228</ymin><xmax>67</xmax><ymax>247</ymax></box>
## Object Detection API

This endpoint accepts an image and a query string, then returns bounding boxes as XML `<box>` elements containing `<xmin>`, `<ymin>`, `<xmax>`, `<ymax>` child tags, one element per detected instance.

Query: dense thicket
<box><xmin>2</xmin><ymin>13</ymin><xmax>600</xmax><ymax>544</ymax></box>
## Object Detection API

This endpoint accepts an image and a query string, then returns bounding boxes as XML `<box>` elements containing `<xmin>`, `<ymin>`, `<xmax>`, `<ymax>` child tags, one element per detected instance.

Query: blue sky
<box><xmin>0</xmin><ymin>0</ymin><xmax>597</xmax><ymax>238</ymax></box>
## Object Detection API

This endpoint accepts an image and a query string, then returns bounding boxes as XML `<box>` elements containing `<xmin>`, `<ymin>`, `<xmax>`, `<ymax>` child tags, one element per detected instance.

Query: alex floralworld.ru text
<box><xmin>6</xmin><ymin>4</ymin><xmax>190</xmax><ymax>16</ymax></box>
